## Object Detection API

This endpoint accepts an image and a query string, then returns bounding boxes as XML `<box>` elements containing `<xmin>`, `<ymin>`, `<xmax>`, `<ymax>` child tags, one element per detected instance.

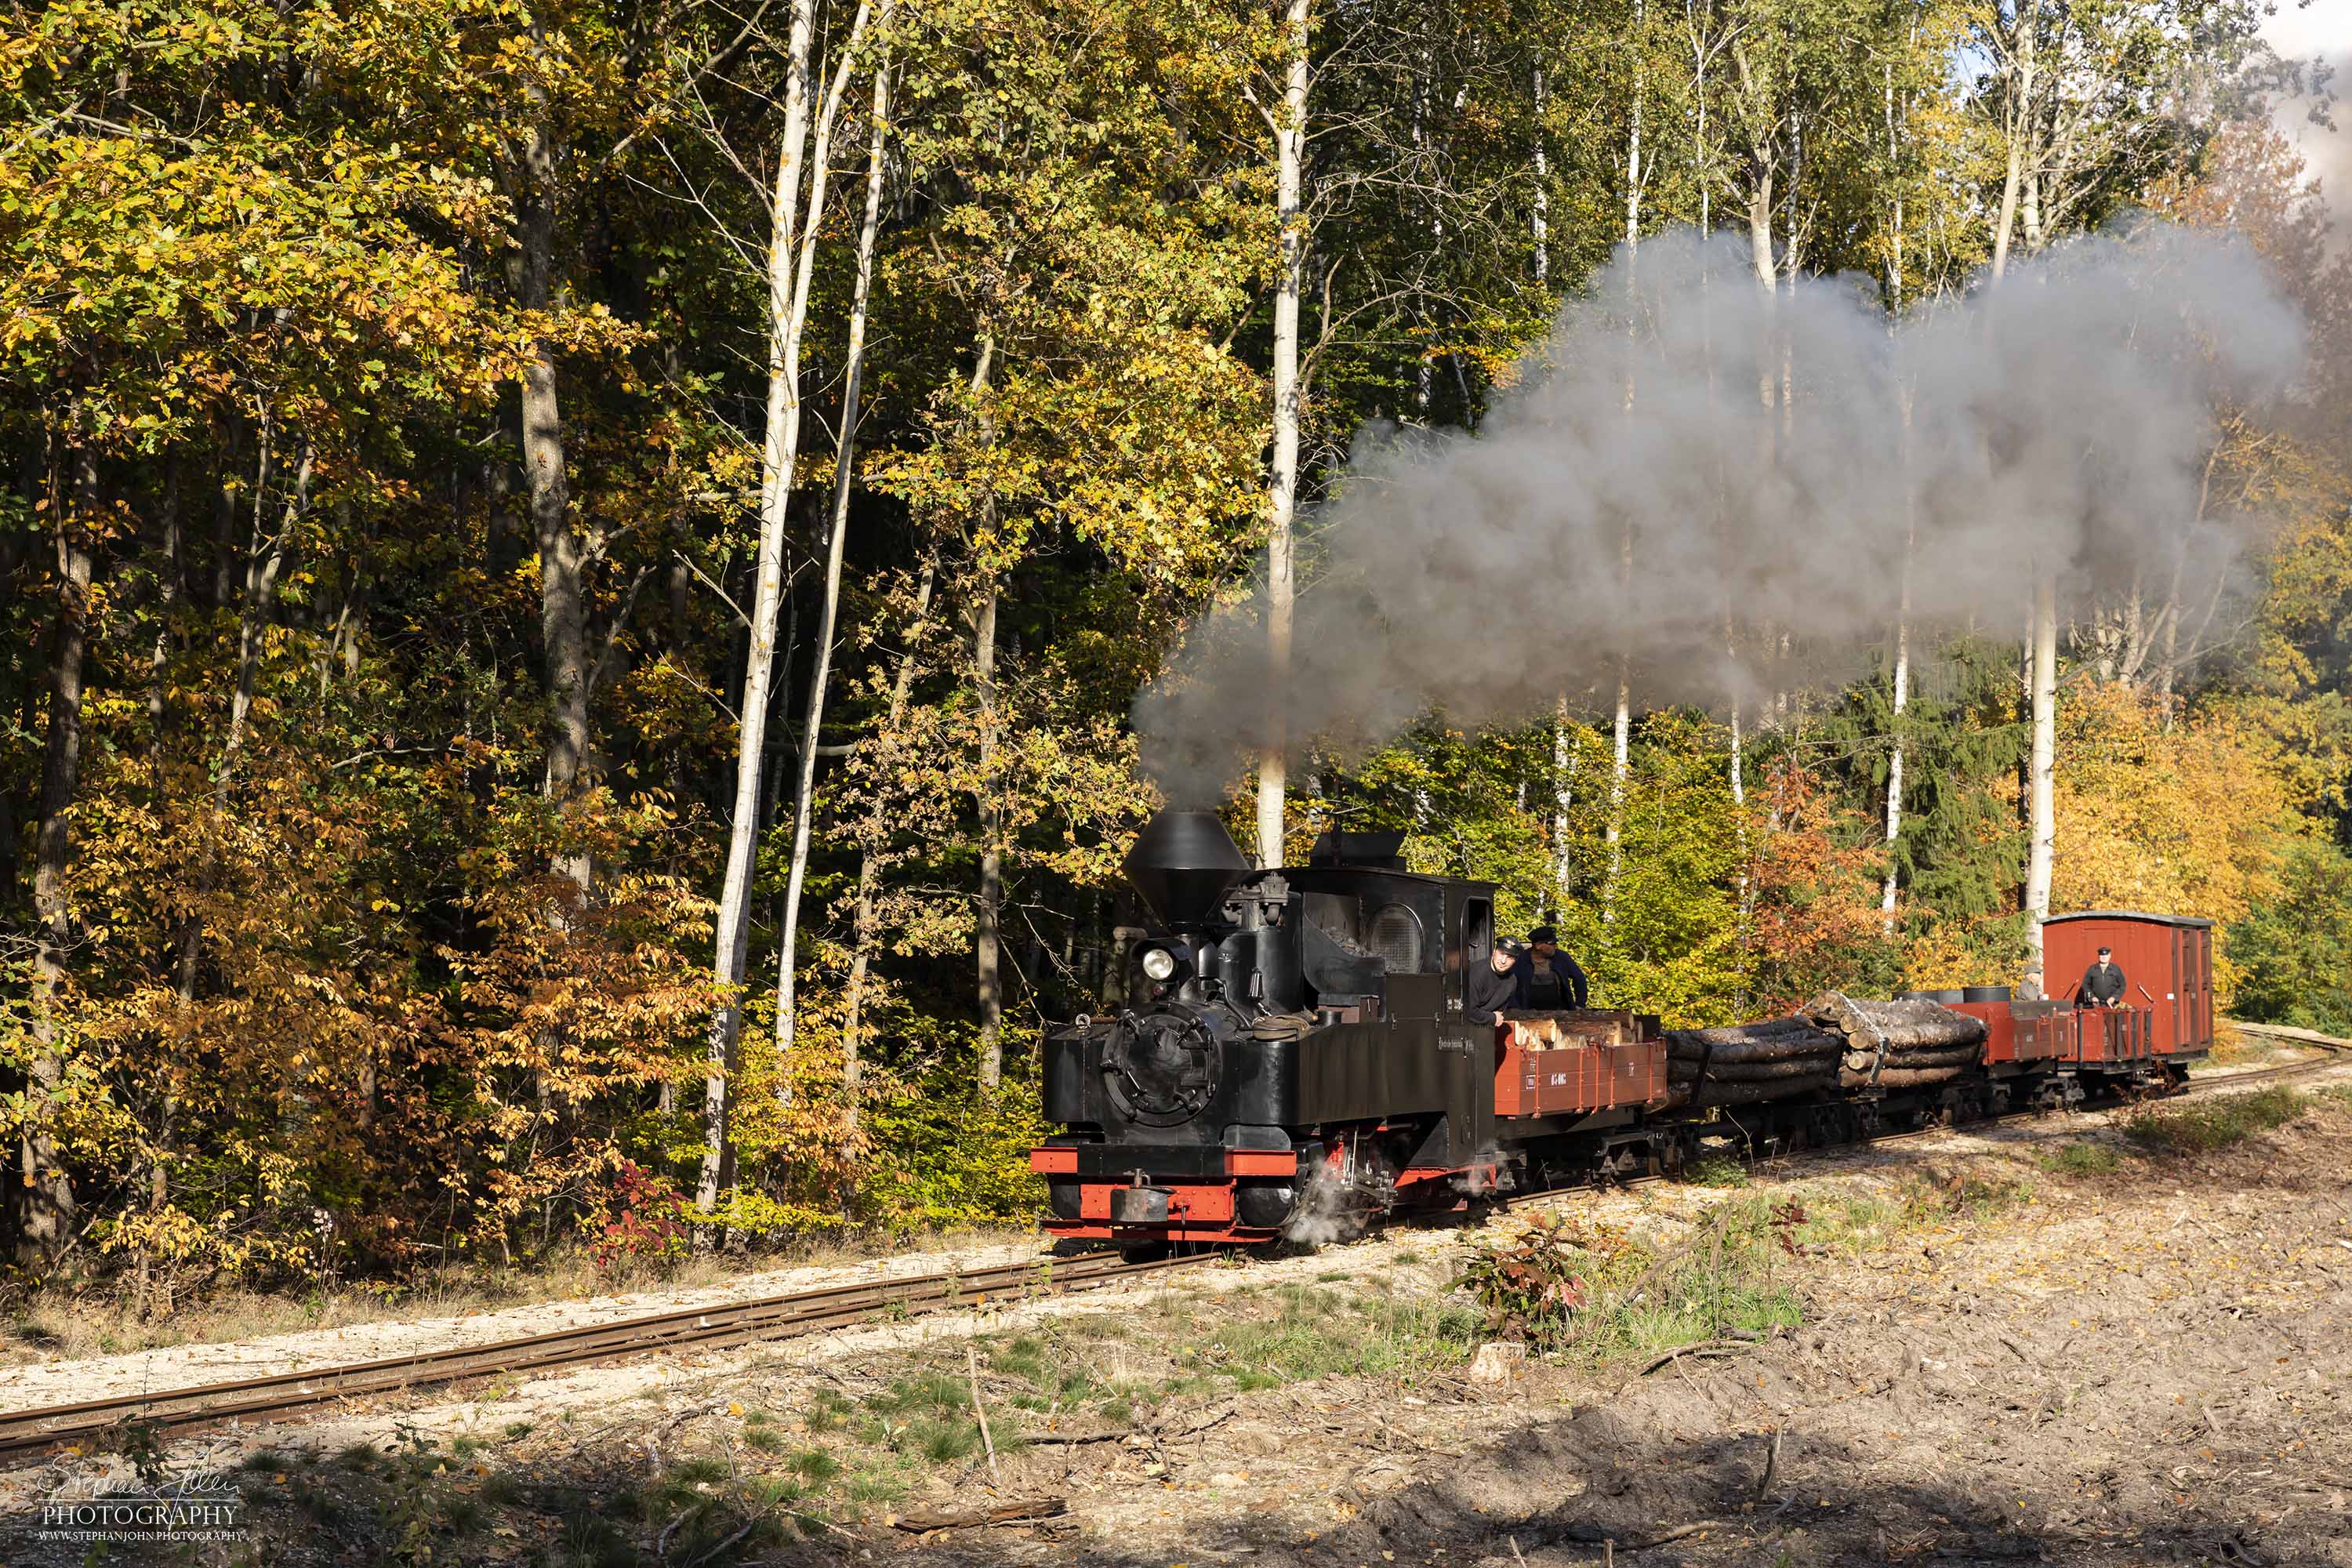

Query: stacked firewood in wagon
<box><xmin>1664</xmin><ymin>993</ymin><xmax>1987</xmax><ymax>1108</ymax></box>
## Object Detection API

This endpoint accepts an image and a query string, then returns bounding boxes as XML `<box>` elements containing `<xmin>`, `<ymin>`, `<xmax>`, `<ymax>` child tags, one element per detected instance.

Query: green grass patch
<box><xmin>2125</xmin><ymin>1087</ymin><xmax>2307</xmax><ymax>1156</ymax></box>
<box><xmin>2038</xmin><ymin>1142</ymin><xmax>2122</xmax><ymax>1176</ymax></box>
<box><xmin>1688</xmin><ymin>1152</ymin><xmax>1752</xmax><ymax>1188</ymax></box>
<box><xmin>1190</xmin><ymin>1283</ymin><xmax>1481</xmax><ymax>1387</ymax></box>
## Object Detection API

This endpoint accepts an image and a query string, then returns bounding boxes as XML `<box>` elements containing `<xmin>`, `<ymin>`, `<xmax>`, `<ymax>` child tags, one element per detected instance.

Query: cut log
<box><xmin>1841</xmin><ymin>1065</ymin><xmax>1968</xmax><ymax>1090</ymax></box>
<box><xmin>1673</xmin><ymin>1019</ymin><xmax>1824</xmax><ymax>1045</ymax></box>
<box><xmin>891</xmin><ymin>1497</ymin><xmax>1068</xmax><ymax>1532</ymax></box>
<box><xmin>1670</xmin><ymin>1056</ymin><xmax>1843</xmax><ymax>1083</ymax></box>
<box><xmin>1802</xmin><ymin>992</ymin><xmax>1984</xmax><ymax>1051</ymax></box>
<box><xmin>1677</xmin><ymin>1076</ymin><xmax>1837</xmax><ymax>1108</ymax></box>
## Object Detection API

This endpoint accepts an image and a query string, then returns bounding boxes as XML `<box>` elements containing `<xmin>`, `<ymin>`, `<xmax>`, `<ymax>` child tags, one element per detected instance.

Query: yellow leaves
<box><xmin>2054</xmin><ymin>682</ymin><xmax>2299</xmax><ymax>1001</ymax></box>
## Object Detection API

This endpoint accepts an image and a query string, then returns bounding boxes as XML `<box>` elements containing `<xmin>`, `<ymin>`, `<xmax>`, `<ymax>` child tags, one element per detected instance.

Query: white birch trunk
<box><xmin>1991</xmin><ymin>7</ymin><xmax>2034</xmax><ymax>281</ymax></box>
<box><xmin>1551</xmin><ymin>695</ymin><xmax>1574</xmax><ymax>898</ymax></box>
<box><xmin>2024</xmin><ymin>573</ymin><xmax>2057</xmax><ymax>995</ymax></box>
<box><xmin>1882</xmin><ymin>380</ymin><xmax>1915</xmax><ymax>925</ymax></box>
<box><xmin>975</xmin><ymin>584</ymin><xmax>1004</xmax><ymax>1091</ymax></box>
<box><xmin>700</xmin><ymin>0</ymin><xmax>819</xmax><ymax>1211</ymax></box>
<box><xmin>1880</xmin><ymin>596</ymin><xmax>1911</xmax><ymax>924</ymax></box>
<box><xmin>775</xmin><ymin>63</ymin><xmax>893</xmax><ymax>1099</ymax></box>
<box><xmin>1532</xmin><ymin>64</ymin><xmax>1548</xmax><ymax>282</ymax></box>
<box><xmin>1603</xmin><ymin>25</ymin><xmax>1644</xmax><ymax>923</ymax></box>
<box><xmin>1257</xmin><ymin>0</ymin><xmax>1310</xmax><ymax>871</ymax></box>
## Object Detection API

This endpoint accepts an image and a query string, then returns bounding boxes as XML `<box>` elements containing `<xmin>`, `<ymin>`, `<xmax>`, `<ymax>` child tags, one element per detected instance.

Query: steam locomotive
<box><xmin>1029</xmin><ymin>810</ymin><xmax>2215</xmax><ymax>1249</ymax></box>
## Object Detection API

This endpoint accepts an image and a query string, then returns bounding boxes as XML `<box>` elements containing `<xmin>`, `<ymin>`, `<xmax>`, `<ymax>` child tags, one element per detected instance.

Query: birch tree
<box><xmin>699</xmin><ymin>0</ymin><xmax>883</xmax><ymax>1209</ymax></box>
<box><xmin>775</xmin><ymin>54</ymin><xmax>894</xmax><ymax>1089</ymax></box>
<box><xmin>1258</xmin><ymin>0</ymin><xmax>1312</xmax><ymax>871</ymax></box>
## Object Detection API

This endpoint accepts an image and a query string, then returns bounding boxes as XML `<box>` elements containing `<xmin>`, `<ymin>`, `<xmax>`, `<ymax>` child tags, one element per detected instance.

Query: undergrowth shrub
<box><xmin>2122</xmin><ymin>1087</ymin><xmax>2307</xmax><ymax>1155</ymax></box>
<box><xmin>1456</xmin><ymin>1207</ymin><xmax>1802</xmax><ymax>1359</ymax></box>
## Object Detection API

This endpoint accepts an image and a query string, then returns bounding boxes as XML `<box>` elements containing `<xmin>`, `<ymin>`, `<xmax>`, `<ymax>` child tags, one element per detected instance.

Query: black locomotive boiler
<box><xmin>1030</xmin><ymin>810</ymin><xmax>2214</xmax><ymax>1250</ymax></box>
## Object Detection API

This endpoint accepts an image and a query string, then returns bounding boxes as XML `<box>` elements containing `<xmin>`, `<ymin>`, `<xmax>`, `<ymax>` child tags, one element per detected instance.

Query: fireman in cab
<box><xmin>1521</xmin><ymin>925</ymin><xmax>1590</xmax><ymax>1011</ymax></box>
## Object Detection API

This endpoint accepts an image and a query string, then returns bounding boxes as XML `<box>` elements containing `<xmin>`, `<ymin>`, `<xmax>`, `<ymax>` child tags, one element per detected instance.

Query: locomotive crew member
<box><xmin>1466</xmin><ymin>937</ymin><xmax>1528</xmax><ymax>1025</ymax></box>
<box><xmin>1521</xmin><ymin>926</ymin><xmax>1591</xmax><ymax>1011</ymax></box>
<box><xmin>2078</xmin><ymin>946</ymin><xmax>2129</xmax><ymax>1008</ymax></box>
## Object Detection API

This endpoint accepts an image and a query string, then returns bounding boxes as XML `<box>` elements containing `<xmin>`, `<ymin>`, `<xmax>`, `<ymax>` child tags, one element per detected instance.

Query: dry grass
<box><xmin>0</xmin><ymin>1222</ymin><xmax>1044</xmax><ymax>1367</ymax></box>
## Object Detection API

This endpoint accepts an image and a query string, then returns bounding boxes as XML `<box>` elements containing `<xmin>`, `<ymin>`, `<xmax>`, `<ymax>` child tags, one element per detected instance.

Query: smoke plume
<box><xmin>1137</xmin><ymin>225</ymin><xmax>2305</xmax><ymax>804</ymax></box>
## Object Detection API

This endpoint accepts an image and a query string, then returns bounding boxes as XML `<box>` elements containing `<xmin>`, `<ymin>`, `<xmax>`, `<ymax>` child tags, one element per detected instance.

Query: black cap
<box><xmin>1494</xmin><ymin>936</ymin><xmax>1526</xmax><ymax>956</ymax></box>
<box><xmin>1527</xmin><ymin>925</ymin><xmax>1558</xmax><ymax>946</ymax></box>
<box><xmin>2096</xmin><ymin>946</ymin><xmax>2112</xmax><ymax>956</ymax></box>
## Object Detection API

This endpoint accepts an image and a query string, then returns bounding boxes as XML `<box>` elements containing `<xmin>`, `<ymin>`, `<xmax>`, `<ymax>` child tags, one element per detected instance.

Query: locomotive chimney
<box><xmin>1123</xmin><ymin>810</ymin><xmax>1252</xmax><ymax>930</ymax></box>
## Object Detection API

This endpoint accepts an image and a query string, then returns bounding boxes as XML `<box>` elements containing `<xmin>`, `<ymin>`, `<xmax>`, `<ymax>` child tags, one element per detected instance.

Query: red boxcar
<box><xmin>2042</xmin><ymin>910</ymin><xmax>2214</xmax><ymax>1062</ymax></box>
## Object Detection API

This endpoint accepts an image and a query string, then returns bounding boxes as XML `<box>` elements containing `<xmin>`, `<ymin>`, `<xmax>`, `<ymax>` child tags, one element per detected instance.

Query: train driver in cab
<box><xmin>1466</xmin><ymin>937</ymin><xmax>1527</xmax><ymax>1026</ymax></box>
<box><xmin>1522</xmin><ymin>925</ymin><xmax>1591</xmax><ymax>1011</ymax></box>
<box><xmin>2078</xmin><ymin>946</ymin><xmax>2128</xmax><ymax>1009</ymax></box>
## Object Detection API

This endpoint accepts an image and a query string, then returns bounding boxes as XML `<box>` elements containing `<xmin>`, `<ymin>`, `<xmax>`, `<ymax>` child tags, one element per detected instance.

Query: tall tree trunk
<box><xmin>226</xmin><ymin>437</ymin><xmax>311</xmax><ymax>768</ymax></box>
<box><xmin>517</xmin><ymin>122</ymin><xmax>591</xmax><ymax>893</ymax></box>
<box><xmin>775</xmin><ymin>63</ymin><xmax>892</xmax><ymax>1098</ymax></box>
<box><xmin>840</xmin><ymin>550</ymin><xmax>938</xmax><ymax>1121</ymax></box>
<box><xmin>1531</xmin><ymin>64</ymin><xmax>1549</xmax><ymax>283</ymax></box>
<box><xmin>1550</xmin><ymin>695</ymin><xmax>1574</xmax><ymax>898</ymax></box>
<box><xmin>700</xmin><ymin>0</ymin><xmax>820</xmax><ymax>1213</ymax></box>
<box><xmin>1624</xmin><ymin>0</ymin><xmax>1644</xmax><ymax>249</ymax></box>
<box><xmin>16</xmin><ymin>443</ymin><xmax>96</xmax><ymax>1270</ymax></box>
<box><xmin>974</xmin><ymin>580</ymin><xmax>1004</xmax><ymax>1092</ymax></box>
<box><xmin>1991</xmin><ymin>7</ymin><xmax>2035</xmax><ymax>281</ymax></box>
<box><xmin>1881</xmin><ymin>599</ymin><xmax>1911</xmax><ymax>925</ymax></box>
<box><xmin>1882</xmin><ymin>391</ymin><xmax>1915</xmax><ymax>927</ymax></box>
<box><xmin>1602</xmin><ymin>40</ymin><xmax>1646</xmax><ymax>923</ymax></box>
<box><xmin>2023</xmin><ymin>573</ymin><xmax>2057</xmax><ymax>994</ymax></box>
<box><xmin>1257</xmin><ymin>0</ymin><xmax>1309</xmax><ymax>871</ymax></box>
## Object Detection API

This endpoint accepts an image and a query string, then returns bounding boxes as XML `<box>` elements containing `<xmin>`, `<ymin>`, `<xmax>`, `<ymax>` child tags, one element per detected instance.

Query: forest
<box><xmin>2</xmin><ymin>0</ymin><xmax>2347</xmax><ymax>1301</ymax></box>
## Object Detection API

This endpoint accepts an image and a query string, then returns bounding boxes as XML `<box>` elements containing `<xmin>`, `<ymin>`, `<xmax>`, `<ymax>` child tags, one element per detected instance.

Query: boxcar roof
<box><xmin>2044</xmin><ymin>909</ymin><xmax>2214</xmax><ymax>929</ymax></box>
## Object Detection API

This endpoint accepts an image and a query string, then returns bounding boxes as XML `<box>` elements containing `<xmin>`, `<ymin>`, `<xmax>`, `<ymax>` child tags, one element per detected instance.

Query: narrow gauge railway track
<box><xmin>5</xmin><ymin>1047</ymin><xmax>2342</xmax><ymax>1466</ymax></box>
<box><xmin>0</xmin><ymin>1250</ymin><xmax>1211</xmax><ymax>1462</ymax></box>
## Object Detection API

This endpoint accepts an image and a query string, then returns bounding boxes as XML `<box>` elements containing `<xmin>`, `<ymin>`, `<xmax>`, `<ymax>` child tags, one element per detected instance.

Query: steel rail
<box><xmin>0</xmin><ymin>1250</ymin><xmax>1214</xmax><ymax>1461</ymax></box>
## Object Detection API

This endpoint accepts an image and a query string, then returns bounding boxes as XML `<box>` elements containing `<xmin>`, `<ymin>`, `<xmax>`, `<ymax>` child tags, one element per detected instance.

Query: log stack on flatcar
<box><xmin>1032</xmin><ymin>809</ymin><xmax>2220</xmax><ymax>1250</ymax></box>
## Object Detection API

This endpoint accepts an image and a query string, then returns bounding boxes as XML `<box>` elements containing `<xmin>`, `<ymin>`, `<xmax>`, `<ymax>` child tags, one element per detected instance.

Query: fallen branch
<box><xmin>1019</xmin><ymin>1428</ymin><xmax>1134</xmax><ymax>1446</ymax></box>
<box><xmin>891</xmin><ymin>1496</ymin><xmax>1067</xmax><ymax>1532</ymax></box>
<box><xmin>967</xmin><ymin>1341</ymin><xmax>1000</xmax><ymax>1482</ymax></box>
<box><xmin>1627</xmin><ymin>1519</ymin><xmax>1731</xmax><ymax>1550</ymax></box>
<box><xmin>1636</xmin><ymin>1338</ymin><xmax>1753</xmax><ymax>1376</ymax></box>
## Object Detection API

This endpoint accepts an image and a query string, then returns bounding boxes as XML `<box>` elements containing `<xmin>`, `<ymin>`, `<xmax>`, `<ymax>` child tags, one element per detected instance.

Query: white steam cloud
<box><xmin>1137</xmin><ymin>225</ymin><xmax>2306</xmax><ymax>804</ymax></box>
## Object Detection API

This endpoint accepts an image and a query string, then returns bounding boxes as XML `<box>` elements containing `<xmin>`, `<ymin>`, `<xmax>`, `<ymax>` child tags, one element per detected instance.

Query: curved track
<box><xmin>4</xmin><ymin>1042</ymin><xmax>2341</xmax><ymax>1466</ymax></box>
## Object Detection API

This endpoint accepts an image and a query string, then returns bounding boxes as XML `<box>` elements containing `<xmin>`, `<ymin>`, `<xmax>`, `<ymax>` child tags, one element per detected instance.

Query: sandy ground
<box><xmin>3</xmin><ymin>1069</ymin><xmax>2347</xmax><ymax>1566</ymax></box>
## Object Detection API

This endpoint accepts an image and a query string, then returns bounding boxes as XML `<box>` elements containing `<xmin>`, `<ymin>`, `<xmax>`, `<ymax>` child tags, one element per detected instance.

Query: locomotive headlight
<box><xmin>1140</xmin><ymin>946</ymin><xmax>1181</xmax><ymax>982</ymax></box>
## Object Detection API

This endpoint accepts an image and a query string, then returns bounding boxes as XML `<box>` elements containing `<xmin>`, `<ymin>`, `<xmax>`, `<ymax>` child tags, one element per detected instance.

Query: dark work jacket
<box><xmin>1518</xmin><ymin>951</ymin><xmax>1590</xmax><ymax>1011</ymax></box>
<box><xmin>2078</xmin><ymin>961</ymin><xmax>2128</xmax><ymax>1007</ymax></box>
<box><xmin>1464</xmin><ymin>960</ymin><xmax>1526</xmax><ymax>1025</ymax></box>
